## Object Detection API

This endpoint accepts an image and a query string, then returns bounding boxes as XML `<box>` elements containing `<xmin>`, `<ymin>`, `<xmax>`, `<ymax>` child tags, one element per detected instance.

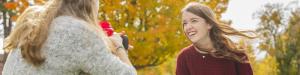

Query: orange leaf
<box><xmin>34</xmin><ymin>0</ymin><xmax>45</xmax><ymax>5</ymax></box>
<box><xmin>19</xmin><ymin>6</ymin><xmax>27</xmax><ymax>13</ymax></box>
<box><xmin>20</xmin><ymin>0</ymin><xmax>30</xmax><ymax>7</ymax></box>
<box><xmin>4</xmin><ymin>2</ymin><xmax>18</xmax><ymax>10</ymax></box>
<box><xmin>10</xmin><ymin>15</ymin><xmax>18</xmax><ymax>21</ymax></box>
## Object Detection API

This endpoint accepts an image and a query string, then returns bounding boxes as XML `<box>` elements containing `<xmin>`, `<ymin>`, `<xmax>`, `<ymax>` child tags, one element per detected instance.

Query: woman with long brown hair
<box><xmin>2</xmin><ymin>0</ymin><xmax>136</xmax><ymax>75</ymax></box>
<box><xmin>176</xmin><ymin>2</ymin><xmax>253</xmax><ymax>75</ymax></box>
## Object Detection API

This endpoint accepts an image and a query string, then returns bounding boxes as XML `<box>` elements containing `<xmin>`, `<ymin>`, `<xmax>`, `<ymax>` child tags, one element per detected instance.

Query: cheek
<box><xmin>196</xmin><ymin>28</ymin><xmax>207</xmax><ymax>35</ymax></box>
<box><xmin>194</xmin><ymin>24</ymin><xmax>209</xmax><ymax>35</ymax></box>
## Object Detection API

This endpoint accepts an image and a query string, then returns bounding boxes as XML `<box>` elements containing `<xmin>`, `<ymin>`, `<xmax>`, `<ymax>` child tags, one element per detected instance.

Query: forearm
<box><xmin>115</xmin><ymin>48</ymin><xmax>133</xmax><ymax>66</ymax></box>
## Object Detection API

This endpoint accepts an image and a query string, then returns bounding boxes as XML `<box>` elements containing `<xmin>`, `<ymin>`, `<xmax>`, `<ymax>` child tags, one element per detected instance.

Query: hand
<box><xmin>110</xmin><ymin>33</ymin><xmax>124</xmax><ymax>48</ymax></box>
<box><xmin>109</xmin><ymin>33</ymin><xmax>125</xmax><ymax>55</ymax></box>
<box><xmin>109</xmin><ymin>33</ymin><xmax>133</xmax><ymax>66</ymax></box>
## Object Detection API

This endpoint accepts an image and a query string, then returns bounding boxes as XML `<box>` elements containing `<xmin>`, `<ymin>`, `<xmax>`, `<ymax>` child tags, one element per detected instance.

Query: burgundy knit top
<box><xmin>176</xmin><ymin>45</ymin><xmax>253</xmax><ymax>75</ymax></box>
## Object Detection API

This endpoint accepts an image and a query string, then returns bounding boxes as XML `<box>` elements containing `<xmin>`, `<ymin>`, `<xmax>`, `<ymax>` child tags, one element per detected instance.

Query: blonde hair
<box><xmin>4</xmin><ymin>0</ymin><xmax>108</xmax><ymax>66</ymax></box>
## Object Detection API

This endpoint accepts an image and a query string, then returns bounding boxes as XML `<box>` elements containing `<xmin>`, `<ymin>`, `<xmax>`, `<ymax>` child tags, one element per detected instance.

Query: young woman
<box><xmin>2</xmin><ymin>0</ymin><xmax>136</xmax><ymax>75</ymax></box>
<box><xmin>176</xmin><ymin>2</ymin><xmax>253</xmax><ymax>75</ymax></box>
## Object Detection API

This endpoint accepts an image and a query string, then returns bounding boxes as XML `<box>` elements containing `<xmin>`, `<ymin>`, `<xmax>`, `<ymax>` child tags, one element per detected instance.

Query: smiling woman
<box><xmin>176</xmin><ymin>2</ymin><xmax>254</xmax><ymax>75</ymax></box>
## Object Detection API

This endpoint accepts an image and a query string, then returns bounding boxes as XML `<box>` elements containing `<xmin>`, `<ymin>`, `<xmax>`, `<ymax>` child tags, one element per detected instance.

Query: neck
<box><xmin>193</xmin><ymin>37</ymin><xmax>215</xmax><ymax>52</ymax></box>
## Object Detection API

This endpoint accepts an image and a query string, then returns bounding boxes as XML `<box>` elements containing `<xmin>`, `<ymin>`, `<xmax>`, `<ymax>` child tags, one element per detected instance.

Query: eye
<box><xmin>182</xmin><ymin>21</ymin><xmax>187</xmax><ymax>26</ymax></box>
<box><xmin>182</xmin><ymin>20</ymin><xmax>187</xmax><ymax>26</ymax></box>
<box><xmin>191</xmin><ymin>19</ymin><xmax>198</xmax><ymax>23</ymax></box>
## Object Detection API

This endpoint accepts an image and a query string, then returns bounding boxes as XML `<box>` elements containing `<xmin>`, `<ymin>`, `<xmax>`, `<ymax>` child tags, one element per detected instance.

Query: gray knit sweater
<box><xmin>2</xmin><ymin>16</ymin><xmax>137</xmax><ymax>75</ymax></box>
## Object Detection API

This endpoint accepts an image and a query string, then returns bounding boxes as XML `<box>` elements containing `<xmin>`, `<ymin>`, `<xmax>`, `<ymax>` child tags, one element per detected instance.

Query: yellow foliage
<box><xmin>252</xmin><ymin>55</ymin><xmax>278</xmax><ymax>75</ymax></box>
<box><xmin>99</xmin><ymin>0</ymin><xmax>230</xmax><ymax>73</ymax></box>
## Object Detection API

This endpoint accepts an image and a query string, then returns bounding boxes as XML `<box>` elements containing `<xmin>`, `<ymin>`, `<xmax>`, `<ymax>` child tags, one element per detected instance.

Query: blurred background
<box><xmin>0</xmin><ymin>0</ymin><xmax>300</xmax><ymax>75</ymax></box>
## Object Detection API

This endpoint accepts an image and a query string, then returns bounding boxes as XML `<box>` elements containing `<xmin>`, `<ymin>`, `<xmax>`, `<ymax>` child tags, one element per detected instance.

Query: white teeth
<box><xmin>188</xmin><ymin>32</ymin><xmax>196</xmax><ymax>36</ymax></box>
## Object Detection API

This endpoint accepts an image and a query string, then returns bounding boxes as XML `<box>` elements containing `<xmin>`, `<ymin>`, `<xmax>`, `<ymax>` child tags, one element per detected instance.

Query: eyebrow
<box><xmin>190</xmin><ymin>18</ymin><xmax>200</xmax><ymax>20</ymax></box>
<box><xmin>182</xmin><ymin>18</ymin><xmax>201</xmax><ymax>22</ymax></box>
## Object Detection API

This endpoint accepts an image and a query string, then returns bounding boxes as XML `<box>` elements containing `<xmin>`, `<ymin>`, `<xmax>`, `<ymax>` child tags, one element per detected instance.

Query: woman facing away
<box><xmin>2</xmin><ymin>0</ymin><xmax>137</xmax><ymax>75</ymax></box>
<box><xmin>176</xmin><ymin>2</ymin><xmax>254</xmax><ymax>75</ymax></box>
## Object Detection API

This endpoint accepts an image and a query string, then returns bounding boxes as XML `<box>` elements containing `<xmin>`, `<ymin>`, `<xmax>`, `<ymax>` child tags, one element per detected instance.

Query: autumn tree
<box><xmin>284</xmin><ymin>8</ymin><xmax>300</xmax><ymax>75</ymax></box>
<box><xmin>0</xmin><ymin>0</ymin><xmax>230</xmax><ymax>71</ymax></box>
<box><xmin>98</xmin><ymin>0</ymin><xmax>229</xmax><ymax>69</ymax></box>
<box><xmin>255</xmin><ymin>1</ymin><xmax>300</xmax><ymax>75</ymax></box>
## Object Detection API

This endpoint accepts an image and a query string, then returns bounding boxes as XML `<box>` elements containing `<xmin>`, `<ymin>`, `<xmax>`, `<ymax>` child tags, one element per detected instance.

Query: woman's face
<box><xmin>182</xmin><ymin>11</ymin><xmax>212</xmax><ymax>43</ymax></box>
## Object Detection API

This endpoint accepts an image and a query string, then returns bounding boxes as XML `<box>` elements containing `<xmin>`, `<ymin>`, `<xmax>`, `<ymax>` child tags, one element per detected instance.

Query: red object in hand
<box><xmin>99</xmin><ymin>21</ymin><xmax>114</xmax><ymax>36</ymax></box>
<box><xmin>99</xmin><ymin>21</ymin><xmax>129</xmax><ymax>50</ymax></box>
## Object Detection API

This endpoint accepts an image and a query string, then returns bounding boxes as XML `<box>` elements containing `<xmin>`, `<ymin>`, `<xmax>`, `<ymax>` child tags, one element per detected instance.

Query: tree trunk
<box><xmin>2</xmin><ymin>0</ymin><xmax>13</xmax><ymax>65</ymax></box>
<box><xmin>297</xmin><ymin>57</ymin><xmax>300</xmax><ymax>75</ymax></box>
<box><xmin>2</xmin><ymin>11</ymin><xmax>8</xmax><ymax>65</ymax></box>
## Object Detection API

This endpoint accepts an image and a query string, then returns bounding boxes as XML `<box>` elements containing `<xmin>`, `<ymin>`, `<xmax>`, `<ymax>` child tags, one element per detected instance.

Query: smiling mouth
<box><xmin>187</xmin><ymin>31</ymin><xmax>196</xmax><ymax>37</ymax></box>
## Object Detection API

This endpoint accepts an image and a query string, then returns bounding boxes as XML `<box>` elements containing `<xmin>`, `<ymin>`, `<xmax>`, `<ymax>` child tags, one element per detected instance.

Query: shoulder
<box><xmin>229</xmin><ymin>51</ymin><xmax>250</xmax><ymax>63</ymax></box>
<box><xmin>52</xmin><ymin>16</ymin><xmax>88</xmax><ymax>29</ymax></box>
<box><xmin>50</xmin><ymin>16</ymin><xmax>96</xmax><ymax>35</ymax></box>
<box><xmin>177</xmin><ymin>45</ymin><xmax>194</xmax><ymax>60</ymax></box>
<box><xmin>232</xmin><ymin>51</ymin><xmax>248</xmax><ymax>59</ymax></box>
<box><xmin>48</xmin><ymin>16</ymin><xmax>87</xmax><ymax>40</ymax></box>
<box><xmin>48</xmin><ymin>16</ymin><xmax>103</xmax><ymax>43</ymax></box>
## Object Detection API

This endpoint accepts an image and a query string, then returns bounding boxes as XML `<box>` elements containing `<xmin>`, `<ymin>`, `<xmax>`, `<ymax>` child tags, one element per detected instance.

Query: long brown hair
<box><xmin>182</xmin><ymin>2</ymin><xmax>255</xmax><ymax>63</ymax></box>
<box><xmin>4</xmin><ymin>0</ymin><xmax>106</xmax><ymax>66</ymax></box>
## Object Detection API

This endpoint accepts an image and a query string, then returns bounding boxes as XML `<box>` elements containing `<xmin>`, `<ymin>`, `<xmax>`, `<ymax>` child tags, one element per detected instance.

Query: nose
<box><xmin>184</xmin><ymin>23</ymin><xmax>193</xmax><ymax>31</ymax></box>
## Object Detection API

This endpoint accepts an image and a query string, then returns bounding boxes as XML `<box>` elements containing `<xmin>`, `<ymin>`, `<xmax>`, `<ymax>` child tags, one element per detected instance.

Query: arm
<box><xmin>109</xmin><ymin>34</ymin><xmax>133</xmax><ymax>66</ymax></box>
<box><xmin>235</xmin><ymin>54</ymin><xmax>253</xmax><ymax>75</ymax></box>
<box><xmin>236</xmin><ymin>62</ymin><xmax>253</xmax><ymax>75</ymax></box>
<box><xmin>176</xmin><ymin>52</ymin><xmax>190</xmax><ymax>75</ymax></box>
<box><xmin>51</xmin><ymin>16</ymin><xmax>137</xmax><ymax>75</ymax></box>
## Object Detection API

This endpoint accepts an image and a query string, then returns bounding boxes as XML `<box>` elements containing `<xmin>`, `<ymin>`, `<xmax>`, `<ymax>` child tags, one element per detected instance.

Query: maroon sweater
<box><xmin>176</xmin><ymin>45</ymin><xmax>253</xmax><ymax>75</ymax></box>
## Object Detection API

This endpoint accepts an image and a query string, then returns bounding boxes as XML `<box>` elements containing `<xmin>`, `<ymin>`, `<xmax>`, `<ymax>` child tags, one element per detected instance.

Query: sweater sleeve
<box><xmin>237</xmin><ymin>62</ymin><xmax>253</xmax><ymax>75</ymax></box>
<box><xmin>176</xmin><ymin>51</ymin><xmax>190</xmax><ymax>75</ymax></box>
<box><xmin>50</xmin><ymin>16</ymin><xmax>137</xmax><ymax>75</ymax></box>
<box><xmin>235</xmin><ymin>53</ymin><xmax>253</xmax><ymax>75</ymax></box>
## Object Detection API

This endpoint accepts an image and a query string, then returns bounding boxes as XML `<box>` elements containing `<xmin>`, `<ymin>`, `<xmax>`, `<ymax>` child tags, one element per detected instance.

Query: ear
<box><xmin>206</xmin><ymin>23</ymin><xmax>212</xmax><ymax>30</ymax></box>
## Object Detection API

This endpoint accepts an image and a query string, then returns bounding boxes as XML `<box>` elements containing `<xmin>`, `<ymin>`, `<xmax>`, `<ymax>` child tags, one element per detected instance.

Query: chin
<box><xmin>189</xmin><ymin>38</ymin><xmax>200</xmax><ymax>43</ymax></box>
